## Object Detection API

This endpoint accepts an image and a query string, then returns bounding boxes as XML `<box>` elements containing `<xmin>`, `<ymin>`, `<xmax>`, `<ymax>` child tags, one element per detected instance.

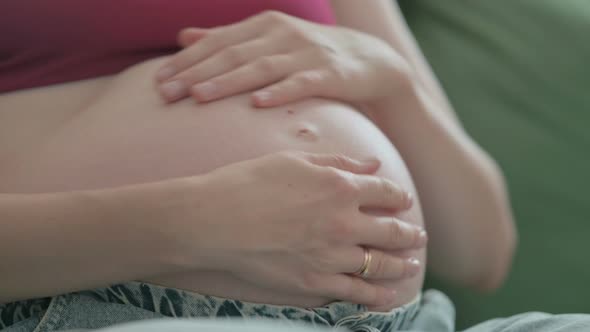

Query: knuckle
<box><xmin>325</xmin><ymin>217</ymin><xmax>355</xmax><ymax>243</ymax></box>
<box><xmin>223</xmin><ymin>46</ymin><xmax>246</xmax><ymax>66</ymax></box>
<box><xmin>254</xmin><ymin>56</ymin><xmax>278</xmax><ymax>75</ymax></box>
<box><xmin>298</xmin><ymin>271</ymin><xmax>319</xmax><ymax>292</ymax></box>
<box><xmin>371</xmin><ymin>251</ymin><xmax>387</xmax><ymax>278</ymax></box>
<box><xmin>348</xmin><ymin>278</ymin><xmax>370</xmax><ymax>303</ymax></box>
<box><xmin>314</xmin><ymin>46</ymin><xmax>337</xmax><ymax>64</ymax></box>
<box><xmin>207</xmin><ymin>76</ymin><xmax>227</xmax><ymax>88</ymax></box>
<box><xmin>312</xmin><ymin>250</ymin><xmax>334</xmax><ymax>271</ymax></box>
<box><xmin>326</xmin><ymin>154</ymin><xmax>349</xmax><ymax>170</ymax></box>
<box><xmin>325</xmin><ymin>168</ymin><xmax>358</xmax><ymax>198</ymax></box>
<box><xmin>202</xmin><ymin>34</ymin><xmax>221</xmax><ymax>50</ymax></box>
<box><xmin>344</xmin><ymin>281</ymin><xmax>358</xmax><ymax>302</ymax></box>
<box><xmin>388</xmin><ymin>221</ymin><xmax>403</xmax><ymax>245</ymax></box>
<box><xmin>293</xmin><ymin>74</ymin><xmax>308</xmax><ymax>87</ymax></box>
<box><xmin>379</xmin><ymin>179</ymin><xmax>398</xmax><ymax>198</ymax></box>
<box><xmin>169</xmin><ymin>55</ymin><xmax>191</xmax><ymax>73</ymax></box>
<box><xmin>333</xmin><ymin>277</ymin><xmax>353</xmax><ymax>301</ymax></box>
<box><xmin>262</xmin><ymin>10</ymin><xmax>289</xmax><ymax>24</ymax></box>
<box><xmin>293</xmin><ymin>71</ymin><xmax>322</xmax><ymax>87</ymax></box>
<box><xmin>328</xmin><ymin>65</ymin><xmax>350</xmax><ymax>81</ymax></box>
<box><xmin>314</xmin><ymin>50</ymin><xmax>351</xmax><ymax>81</ymax></box>
<box><xmin>287</xmin><ymin>27</ymin><xmax>312</xmax><ymax>44</ymax></box>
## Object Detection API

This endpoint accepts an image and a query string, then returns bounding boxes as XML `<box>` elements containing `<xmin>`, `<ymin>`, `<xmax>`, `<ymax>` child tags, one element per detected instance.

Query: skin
<box><xmin>0</xmin><ymin>151</ymin><xmax>423</xmax><ymax>308</ymax></box>
<box><xmin>1</xmin><ymin>56</ymin><xmax>426</xmax><ymax>309</ymax></box>
<box><xmin>332</xmin><ymin>0</ymin><xmax>516</xmax><ymax>289</ymax></box>
<box><xmin>155</xmin><ymin>1</ymin><xmax>517</xmax><ymax>290</ymax></box>
<box><xmin>0</xmin><ymin>0</ymin><xmax>516</xmax><ymax>312</ymax></box>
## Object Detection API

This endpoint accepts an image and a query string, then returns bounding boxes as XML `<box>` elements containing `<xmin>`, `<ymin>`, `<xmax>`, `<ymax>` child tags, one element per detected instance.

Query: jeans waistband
<box><xmin>1</xmin><ymin>282</ymin><xmax>421</xmax><ymax>332</ymax></box>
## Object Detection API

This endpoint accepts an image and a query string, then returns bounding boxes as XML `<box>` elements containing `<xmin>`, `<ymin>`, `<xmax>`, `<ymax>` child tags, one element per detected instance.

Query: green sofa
<box><xmin>399</xmin><ymin>0</ymin><xmax>590</xmax><ymax>329</ymax></box>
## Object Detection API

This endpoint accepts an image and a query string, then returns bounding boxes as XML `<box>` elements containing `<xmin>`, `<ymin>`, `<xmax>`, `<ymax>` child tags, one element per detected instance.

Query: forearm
<box><xmin>331</xmin><ymin>0</ymin><xmax>458</xmax><ymax>122</ymax></box>
<box><xmin>0</xmin><ymin>182</ymin><xmax>185</xmax><ymax>303</ymax></box>
<box><xmin>371</xmin><ymin>85</ymin><xmax>517</xmax><ymax>291</ymax></box>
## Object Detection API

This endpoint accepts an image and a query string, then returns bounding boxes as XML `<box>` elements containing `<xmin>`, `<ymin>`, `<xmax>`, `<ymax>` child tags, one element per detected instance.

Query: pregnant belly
<box><xmin>2</xmin><ymin>58</ymin><xmax>425</xmax><ymax>309</ymax></box>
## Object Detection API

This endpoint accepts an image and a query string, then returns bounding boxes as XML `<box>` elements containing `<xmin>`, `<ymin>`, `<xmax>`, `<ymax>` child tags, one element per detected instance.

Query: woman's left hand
<box><xmin>155</xmin><ymin>11</ymin><xmax>413</xmax><ymax>108</ymax></box>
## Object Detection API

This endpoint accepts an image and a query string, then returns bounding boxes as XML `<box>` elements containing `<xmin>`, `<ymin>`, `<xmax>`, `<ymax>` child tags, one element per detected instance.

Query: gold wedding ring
<box><xmin>354</xmin><ymin>247</ymin><xmax>372</xmax><ymax>279</ymax></box>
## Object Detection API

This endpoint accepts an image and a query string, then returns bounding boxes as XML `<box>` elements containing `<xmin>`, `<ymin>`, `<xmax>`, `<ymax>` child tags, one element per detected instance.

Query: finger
<box><xmin>184</xmin><ymin>38</ymin><xmax>276</xmax><ymax>84</ymax></box>
<box><xmin>177</xmin><ymin>28</ymin><xmax>208</xmax><ymax>47</ymax></box>
<box><xmin>355</xmin><ymin>216</ymin><xmax>427</xmax><ymax>250</ymax></box>
<box><xmin>252</xmin><ymin>69</ymin><xmax>337</xmax><ymax>107</ymax></box>
<box><xmin>190</xmin><ymin>52</ymin><xmax>310</xmax><ymax>103</ymax></box>
<box><xmin>311</xmin><ymin>274</ymin><xmax>396</xmax><ymax>307</ymax></box>
<box><xmin>303</xmin><ymin>153</ymin><xmax>381</xmax><ymax>175</ymax></box>
<box><xmin>323</xmin><ymin>246</ymin><xmax>368</xmax><ymax>275</ymax></box>
<box><xmin>159</xmin><ymin>38</ymin><xmax>283</xmax><ymax>102</ymax></box>
<box><xmin>346</xmin><ymin>248</ymin><xmax>422</xmax><ymax>280</ymax></box>
<box><xmin>353</xmin><ymin>175</ymin><xmax>413</xmax><ymax>211</ymax></box>
<box><xmin>156</xmin><ymin>16</ymin><xmax>269</xmax><ymax>82</ymax></box>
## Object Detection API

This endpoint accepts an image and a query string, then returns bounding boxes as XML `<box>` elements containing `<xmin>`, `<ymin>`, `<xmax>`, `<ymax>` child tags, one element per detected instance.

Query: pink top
<box><xmin>0</xmin><ymin>1</ymin><xmax>335</xmax><ymax>93</ymax></box>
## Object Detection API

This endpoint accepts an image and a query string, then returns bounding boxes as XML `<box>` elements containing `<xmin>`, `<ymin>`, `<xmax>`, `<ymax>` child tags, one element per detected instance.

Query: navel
<box><xmin>291</xmin><ymin>124</ymin><xmax>319</xmax><ymax>142</ymax></box>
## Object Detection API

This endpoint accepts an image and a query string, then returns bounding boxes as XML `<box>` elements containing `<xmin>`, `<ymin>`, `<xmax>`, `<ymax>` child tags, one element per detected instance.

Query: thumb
<box><xmin>177</xmin><ymin>27</ymin><xmax>208</xmax><ymax>47</ymax></box>
<box><xmin>305</xmin><ymin>153</ymin><xmax>381</xmax><ymax>175</ymax></box>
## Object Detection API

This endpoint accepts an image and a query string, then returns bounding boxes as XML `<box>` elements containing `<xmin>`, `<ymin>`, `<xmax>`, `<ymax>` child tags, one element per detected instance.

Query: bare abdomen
<box><xmin>1</xmin><ymin>58</ymin><xmax>425</xmax><ymax>309</ymax></box>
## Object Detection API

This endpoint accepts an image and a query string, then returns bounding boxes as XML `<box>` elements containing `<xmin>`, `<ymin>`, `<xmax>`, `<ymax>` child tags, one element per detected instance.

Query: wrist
<box><xmin>129</xmin><ymin>176</ymin><xmax>222</xmax><ymax>272</ymax></box>
<box><xmin>368</xmin><ymin>82</ymin><xmax>420</xmax><ymax>124</ymax></box>
<box><xmin>93</xmin><ymin>180</ymin><xmax>201</xmax><ymax>275</ymax></box>
<box><xmin>366</xmin><ymin>67</ymin><xmax>422</xmax><ymax>118</ymax></box>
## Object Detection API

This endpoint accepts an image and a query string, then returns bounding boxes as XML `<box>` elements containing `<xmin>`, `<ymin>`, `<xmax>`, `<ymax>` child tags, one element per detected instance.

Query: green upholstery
<box><xmin>398</xmin><ymin>0</ymin><xmax>590</xmax><ymax>329</ymax></box>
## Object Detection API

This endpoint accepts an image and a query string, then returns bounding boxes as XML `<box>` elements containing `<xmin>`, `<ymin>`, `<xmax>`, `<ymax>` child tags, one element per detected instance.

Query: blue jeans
<box><xmin>0</xmin><ymin>281</ymin><xmax>421</xmax><ymax>332</ymax></box>
<box><xmin>5</xmin><ymin>283</ymin><xmax>589</xmax><ymax>332</ymax></box>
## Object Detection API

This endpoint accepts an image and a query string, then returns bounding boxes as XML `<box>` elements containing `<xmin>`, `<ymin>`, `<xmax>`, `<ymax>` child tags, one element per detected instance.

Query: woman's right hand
<box><xmin>164</xmin><ymin>151</ymin><xmax>426</xmax><ymax>308</ymax></box>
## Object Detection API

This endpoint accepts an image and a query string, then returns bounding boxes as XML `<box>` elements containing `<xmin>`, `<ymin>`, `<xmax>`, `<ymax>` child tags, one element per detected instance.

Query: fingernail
<box><xmin>416</xmin><ymin>229</ymin><xmax>428</xmax><ymax>247</ymax></box>
<box><xmin>253</xmin><ymin>91</ymin><xmax>272</xmax><ymax>104</ymax></box>
<box><xmin>156</xmin><ymin>66</ymin><xmax>177</xmax><ymax>82</ymax></box>
<box><xmin>160</xmin><ymin>80</ymin><xmax>187</xmax><ymax>101</ymax></box>
<box><xmin>404</xmin><ymin>191</ymin><xmax>414</xmax><ymax>209</ymax></box>
<box><xmin>406</xmin><ymin>258</ymin><xmax>421</xmax><ymax>277</ymax></box>
<box><xmin>192</xmin><ymin>82</ymin><xmax>218</xmax><ymax>101</ymax></box>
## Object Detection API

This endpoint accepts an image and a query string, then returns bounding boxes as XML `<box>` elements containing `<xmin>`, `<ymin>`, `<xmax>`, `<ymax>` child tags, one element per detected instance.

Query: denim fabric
<box><xmin>8</xmin><ymin>286</ymin><xmax>590</xmax><ymax>332</ymax></box>
<box><xmin>0</xmin><ymin>282</ymin><xmax>422</xmax><ymax>332</ymax></box>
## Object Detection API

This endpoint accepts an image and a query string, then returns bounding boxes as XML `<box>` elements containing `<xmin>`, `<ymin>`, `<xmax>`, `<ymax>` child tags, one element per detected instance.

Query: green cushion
<box><xmin>399</xmin><ymin>0</ymin><xmax>590</xmax><ymax>329</ymax></box>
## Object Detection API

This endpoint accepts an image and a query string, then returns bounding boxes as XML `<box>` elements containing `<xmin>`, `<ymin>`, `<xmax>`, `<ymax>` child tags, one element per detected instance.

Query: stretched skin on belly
<box><xmin>1</xmin><ymin>58</ymin><xmax>425</xmax><ymax>309</ymax></box>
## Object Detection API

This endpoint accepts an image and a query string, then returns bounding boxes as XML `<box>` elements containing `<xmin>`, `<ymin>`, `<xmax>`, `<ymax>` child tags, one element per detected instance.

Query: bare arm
<box><xmin>331</xmin><ymin>0</ymin><xmax>517</xmax><ymax>291</ymax></box>
<box><xmin>0</xmin><ymin>152</ymin><xmax>426</xmax><ymax>307</ymax></box>
<box><xmin>330</xmin><ymin>0</ymin><xmax>458</xmax><ymax>121</ymax></box>
<box><xmin>0</xmin><ymin>184</ymin><xmax>180</xmax><ymax>303</ymax></box>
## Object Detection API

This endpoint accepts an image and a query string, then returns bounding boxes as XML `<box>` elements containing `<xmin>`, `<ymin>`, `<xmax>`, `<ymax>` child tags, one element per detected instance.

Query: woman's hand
<box><xmin>165</xmin><ymin>151</ymin><xmax>426</xmax><ymax>308</ymax></box>
<box><xmin>155</xmin><ymin>11</ymin><xmax>412</xmax><ymax>108</ymax></box>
